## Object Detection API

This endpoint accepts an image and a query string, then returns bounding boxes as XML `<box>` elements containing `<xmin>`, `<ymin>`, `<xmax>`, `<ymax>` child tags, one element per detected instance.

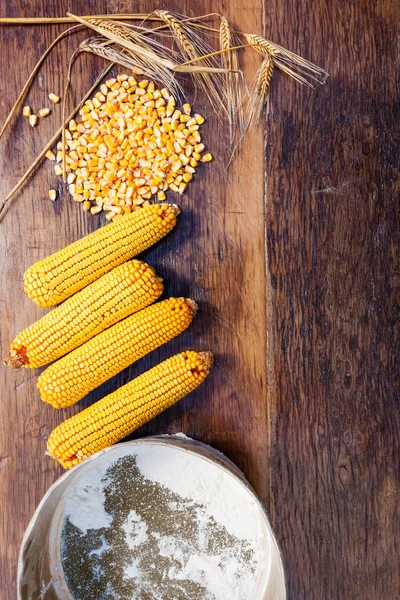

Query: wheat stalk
<box><xmin>0</xmin><ymin>10</ymin><xmax>329</xmax><ymax>217</ymax></box>
<box><xmin>245</xmin><ymin>33</ymin><xmax>328</xmax><ymax>87</ymax></box>
<box><xmin>154</xmin><ymin>10</ymin><xmax>228</xmax><ymax>115</ymax></box>
<box><xmin>258</xmin><ymin>56</ymin><xmax>274</xmax><ymax>96</ymax></box>
<box><xmin>246</xmin><ymin>56</ymin><xmax>274</xmax><ymax>130</ymax></box>
<box><xmin>220</xmin><ymin>18</ymin><xmax>233</xmax><ymax>69</ymax></box>
<box><xmin>154</xmin><ymin>10</ymin><xmax>198</xmax><ymax>60</ymax></box>
<box><xmin>0</xmin><ymin>25</ymin><xmax>82</xmax><ymax>141</ymax></box>
<box><xmin>0</xmin><ymin>14</ymin><xmax>162</xmax><ymax>24</ymax></box>
<box><xmin>80</xmin><ymin>39</ymin><xmax>141</xmax><ymax>71</ymax></box>
<box><xmin>68</xmin><ymin>14</ymin><xmax>175</xmax><ymax>69</ymax></box>
<box><xmin>244</xmin><ymin>34</ymin><xmax>280</xmax><ymax>57</ymax></box>
<box><xmin>219</xmin><ymin>17</ymin><xmax>243</xmax><ymax>140</ymax></box>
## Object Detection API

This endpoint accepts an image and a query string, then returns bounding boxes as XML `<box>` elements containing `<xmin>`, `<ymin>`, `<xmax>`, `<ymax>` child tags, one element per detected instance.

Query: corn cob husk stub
<box><xmin>6</xmin><ymin>260</ymin><xmax>163</xmax><ymax>369</ymax></box>
<box><xmin>24</xmin><ymin>203</ymin><xmax>178</xmax><ymax>308</ymax></box>
<box><xmin>38</xmin><ymin>297</ymin><xmax>198</xmax><ymax>408</ymax></box>
<box><xmin>47</xmin><ymin>350</ymin><xmax>214</xmax><ymax>469</ymax></box>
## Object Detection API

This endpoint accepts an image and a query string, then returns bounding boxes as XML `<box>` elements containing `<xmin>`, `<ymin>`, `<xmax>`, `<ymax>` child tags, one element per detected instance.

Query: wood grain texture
<box><xmin>265</xmin><ymin>0</ymin><xmax>400</xmax><ymax>598</ymax></box>
<box><xmin>0</xmin><ymin>1</ymin><xmax>266</xmax><ymax>598</ymax></box>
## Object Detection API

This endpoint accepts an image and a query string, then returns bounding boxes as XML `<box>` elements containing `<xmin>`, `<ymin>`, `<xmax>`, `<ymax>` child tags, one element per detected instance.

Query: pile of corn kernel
<box><xmin>50</xmin><ymin>74</ymin><xmax>212</xmax><ymax>219</ymax></box>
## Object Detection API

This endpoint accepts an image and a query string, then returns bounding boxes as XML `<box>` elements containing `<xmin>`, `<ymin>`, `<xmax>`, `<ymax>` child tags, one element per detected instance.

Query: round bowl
<box><xmin>18</xmin><ymin>435</ymin><xmax>286</xmax><ymax>600</ymax></box>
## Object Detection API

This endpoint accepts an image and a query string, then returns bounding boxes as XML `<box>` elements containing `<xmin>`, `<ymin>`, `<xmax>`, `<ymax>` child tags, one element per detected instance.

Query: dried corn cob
<box><xmin>24</xmin><ymin>203</ymin><xmax>178</xmax><ymax>307</ymax></box>
<box><xmin>6</xmin><ymin>260</ymin><xmax>163</xmax><ymax>369</ymax></box>
<box><xmin>38</xmin><ymin>297</ymin><xmax>198</xmax><ymax>408</ymax></box>
<box><xmin>47</xmin><ymin>350</ymin><xmax>213</xmax><ymax>468</ymax></box>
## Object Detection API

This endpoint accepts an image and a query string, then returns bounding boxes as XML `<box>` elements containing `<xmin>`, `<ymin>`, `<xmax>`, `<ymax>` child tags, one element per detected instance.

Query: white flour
<box><xmin>62</xmin><ymin>443</ymin><xmax>269</xmax><ymax>600</ymax></box>
<box><xmin>122</xmin><ymin>510</ymin><xmax>149</xmax><ymax>549</ymax></box>
<box><xmin>64</xmin><ymin>465</ymin><xmax>112</xmax><ymax>534</ymax></box>
<box><xmin>88</xmin><ymin>536</ymin><xmax>110</xmax><ymax>558</ymax></box>
<box><xmin>135</xmin><ymin>445</ymin><xmax>260</xmax><ymax>541</ymax></box>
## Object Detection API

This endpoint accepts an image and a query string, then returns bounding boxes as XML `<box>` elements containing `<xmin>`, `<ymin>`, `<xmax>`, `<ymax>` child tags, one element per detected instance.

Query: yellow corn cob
<box><xmin>47</xmin><ymin>350</ymin><xmax>214</xmax><ymax>469</ymax></box>
<box><xmin>6</xmin><ymin>261</ymin><xmax>163</xmax><ymax>369</ymax></box>
<box><xmin>38</xmin><ymin>298</ymin><xmax>198</xmax><ymax>408</ymax></box>
<box><xmin>24</xmin><ymin>203</ymin><xmax>178</xmax><ymax>307</ymax></box>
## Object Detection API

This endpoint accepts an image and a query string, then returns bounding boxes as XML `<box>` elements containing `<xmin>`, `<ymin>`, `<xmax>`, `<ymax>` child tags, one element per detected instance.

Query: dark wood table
<box><xmin>0</xmin><ymin>1</ymin><xmax>398</xmax><ymax>598</ymax></box>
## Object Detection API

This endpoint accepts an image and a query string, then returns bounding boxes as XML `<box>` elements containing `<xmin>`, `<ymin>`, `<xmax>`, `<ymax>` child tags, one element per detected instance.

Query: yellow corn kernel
<box><xmin>38</xmin><ymin>108</ymin><xmax>51</xmax><ymax>118</ymax></box>
<box><xmin>38</xmin><ymin>298</ymin><xmax>198</xmax><ymax>408</ymax></box>
<box><xmin>6</xmin><ymin>261</ymin><xmax>163</xmax><ymax>369</ymax></box>
<box><xmin>47</xmin><ymin>350</ymin><xmax>214</xmax><ymax>468</ymax></box>
<box><xmin>45</xmin><ymin>150</ymin><xmax>56</xmax><ymax>161</ymax></box>
<box><xmin>182</xmin><ymin>103</ymin><xmax>191</xmax><ymax>115</ymax></box>
<box><xmin>49</xmin><ymin>93</ymin><xmax>60</xmax><ymax>104</ymax></box>
<box><xmin>48</xmin><ymin>189</ymin><xmax>57</xmax><ymax>202</ymax></box>
<box><xmin>201</xmin><ymin>153</ymin><xmax>213</xmax><ymax>162</ymax></box>
<box><xmin>192</xmin><ymin>130</ymin><xmax>201</xmax><ymax>143</ymax></box>
<box><xmin>23</xmin><ymin>106</ymin><xmax>32</xmax><ymax>117</ymax></box>
<box><xmin>23</xmin><ymin>204</ymin><xmax>179</xmax><ymax>307</ymax></box>
<box><xmin>29</xmin><ymin>115</ymin><xmax>38</xmax><ymax>127</ymax></box>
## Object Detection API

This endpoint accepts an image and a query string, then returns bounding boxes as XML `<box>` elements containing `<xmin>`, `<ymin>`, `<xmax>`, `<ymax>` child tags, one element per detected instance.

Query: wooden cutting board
<box><xmin>0</xmin><ymin>1</ymin><xmax>398</xmax><ymax>599</ymax></box>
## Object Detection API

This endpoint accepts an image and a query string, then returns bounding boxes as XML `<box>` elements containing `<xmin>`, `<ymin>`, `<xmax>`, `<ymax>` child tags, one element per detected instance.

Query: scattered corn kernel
<box><xmin>45</xmin><ymin>150</ymin><xmax>56</xmax><ymax>161</ymax></box>
<box><xmin>201</xmin><ymin>153</ymin><xmax>213</xmax><ymax>162</ymax></box>
<box><xmin>49</xmin><ymin>93</ymin><xmax>60</xmax><ymax>104</ymax></box>
<box><xmin>39</xmin><ymin>108</ymin><xmax>51</xmax><ymax>118</ymax></box>
<box><xmin>183</xmin><ymin>103</ymin><xmax>191</xmax><ymax>115</ymax></box>
<box><xmin>29</xmin><ymin>115</ymin><xmax>38</xmax><ymax>127</ymax></box>
<box><xmin>48</xmin><ymin>189</ymin><xmax>57</xmax><ymax>202</ymax></box>
<box><xmin>23</xmin><ymin>106</ymin><xmax>32</xmax><ymax>118</ymax></box>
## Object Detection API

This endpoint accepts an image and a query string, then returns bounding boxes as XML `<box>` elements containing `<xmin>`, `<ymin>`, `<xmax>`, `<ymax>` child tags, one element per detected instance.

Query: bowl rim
<box><xmin>18</xmin><ymin>435</ymin><xmax>287</xmax><ymax>600</ymax></box>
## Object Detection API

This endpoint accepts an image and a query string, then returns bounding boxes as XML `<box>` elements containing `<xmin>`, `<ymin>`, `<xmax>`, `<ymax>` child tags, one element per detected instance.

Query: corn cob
<box><xmin>6</xmin><ymin>261</ymin><xmax>163</xmax><ymax>369</ymax></box>
<box><xmin>24</xmin><ymin>203</ymin><xmax>178</xmax><ymax>307</ymax></box>
<box><xmin>38</xmin><ymin>298</ymin><xmax>198</xmax><ymax>408</ymax></box>
<box><xmin>47</xmin><ymin>350</ymin><xmax>214</xmax><ymax>469</ymax></box>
